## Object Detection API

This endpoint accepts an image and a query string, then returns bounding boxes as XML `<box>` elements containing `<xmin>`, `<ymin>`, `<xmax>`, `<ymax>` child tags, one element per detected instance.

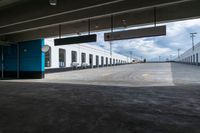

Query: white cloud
<box><xmin>111</xmin><ymin>38</ymin><xmax>172</xmax><ymax>59</ymax></box>
<box><xmin>88</xmin><ymin>18</ymin><xmax>200</xmax><ymax>61</ymax></box>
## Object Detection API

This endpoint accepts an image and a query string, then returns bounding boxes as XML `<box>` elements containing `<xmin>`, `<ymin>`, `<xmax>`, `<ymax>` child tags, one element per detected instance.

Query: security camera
<box><xmin>49</xmin><ymin>0</ymin><xmax>57</xmax><ymax>6</ymax></box>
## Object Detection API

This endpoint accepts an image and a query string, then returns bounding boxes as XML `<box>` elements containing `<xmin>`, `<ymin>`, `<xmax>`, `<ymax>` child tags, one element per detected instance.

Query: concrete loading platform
<box><xmin>14</xmin><ymin>62</ymin><xmax>200</xmax><ymax>87</ymax></box>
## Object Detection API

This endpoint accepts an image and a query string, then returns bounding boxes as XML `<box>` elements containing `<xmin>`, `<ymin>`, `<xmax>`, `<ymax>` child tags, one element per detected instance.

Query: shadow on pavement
<box><xmin>0</xmin><ymin>81</ymin><xmax>200</xmax><ymax>133</ymax></box>
<box><xmin>170</xmin><ymin>63</ymin><xmax>200</xmax><ymax>85</ymax></box>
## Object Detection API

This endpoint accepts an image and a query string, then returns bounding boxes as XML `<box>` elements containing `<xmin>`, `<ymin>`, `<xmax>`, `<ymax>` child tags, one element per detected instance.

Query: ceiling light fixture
<box><xmin>49</xmin><ymin>0</ymin><xmax>57</xmax><ymax>6</ymax></box>
<box><xmin>95</xmin><ymin>25</ymin><xmax>99</xmax><ymax>29</ymax></box>
<box><xmin>122</xmin><ymin>19</ymin><xmax>127</xmax><ymax>28</ymax></box>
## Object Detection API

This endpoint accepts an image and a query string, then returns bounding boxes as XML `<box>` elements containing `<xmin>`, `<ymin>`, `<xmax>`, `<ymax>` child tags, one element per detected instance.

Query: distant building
<box><xmin>45</xmin><ymin>38</ymin><xmax>131</xmax><ymax>70</ymax></box>
<box><xmin>175</xmin><ymin>42</ymin><xmax>200</xmax><ymax>65</ymax></box>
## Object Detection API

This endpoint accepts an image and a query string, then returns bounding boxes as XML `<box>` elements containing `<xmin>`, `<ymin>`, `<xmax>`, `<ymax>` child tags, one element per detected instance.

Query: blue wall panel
<box><xmin>2</xmin><ymin>44</ymin><xmax>18</xmax><ymax>78</ymax></box>
<box><xmin>0</xmin><ymin>46</ymin><xmax>2</xmax><ymax>78</ymax></box>
<box><xmin>0</xmin><ymin>39</ymin><xmax>45</xmax><ymax>79</ymax></box>
<box><xmin>19</xmin><ymin>39</ymin><xmax>44</xmax><ymax>72</ymax></box>
<box><xmin>19</xmin><ymin>39</ymin><xmax>44</xmax><ymax>78</ymax></box>
<box><xmin>4</xmin><ymin>45</ymin><xmax>17</xmax><ymax>71</ymax></box>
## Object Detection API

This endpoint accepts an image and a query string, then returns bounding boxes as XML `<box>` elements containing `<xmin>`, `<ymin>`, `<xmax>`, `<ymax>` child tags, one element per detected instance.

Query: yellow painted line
<box><xmin>142</xmin><ymin>74</ymin><xmax>150</xmax><ymax>78</ymax></box>
<box><xmin>102</xmin><ymin>72</ymin><xmax>112</xmax><ymax>76</ymax></box>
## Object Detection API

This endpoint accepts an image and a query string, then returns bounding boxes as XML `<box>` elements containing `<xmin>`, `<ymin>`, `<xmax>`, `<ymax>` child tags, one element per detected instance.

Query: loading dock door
<box><xmin>89</xmin><ymin>54</ymin><xmax>93</xmax><ymax>68</ymax></box>
<box><xmin>96</xmin><ymin>55</ymin><xmax>99</xmax><ymax>67</ymax></box>
<box><xmin>101</xmin><ymin>56</ymin><xmax>104</xmax><ymax>67</ymax></box>
<box><xmin>106</xmin><ymin>57</ymin><xmax>108</xmax><ymax>66</ymax></box>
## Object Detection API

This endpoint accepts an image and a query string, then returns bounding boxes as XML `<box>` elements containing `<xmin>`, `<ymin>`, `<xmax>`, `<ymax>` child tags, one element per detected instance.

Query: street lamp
<box><xmin>190</xmin><ymin>32</ymin><xmax>197</xmax><ymax>51</ymax></box>
<box><xmin>110</xmin><ymin>41</ymin><xmax>112</xmax><ymax>56</ymax></box>
<box><xmin>159</xmin><ymin>56</ymin><xmax>161</xmax><ymax>62</ymax></box>
<box><xmin>129</xmin><ymin>51</ymin><xmax>133</xmax><ymax>61</ymax></box>
<box><xmin>177</xmin><ymin>48</ymin><xmax>181</xmax><ymax>60</ymax></box>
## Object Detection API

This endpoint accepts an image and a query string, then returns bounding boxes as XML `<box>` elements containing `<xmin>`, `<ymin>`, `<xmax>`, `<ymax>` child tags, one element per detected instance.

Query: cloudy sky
<box><xmin>91</xmin><ymin>18</ymin><xmax>200</xmax><ymax>61</ymax></box>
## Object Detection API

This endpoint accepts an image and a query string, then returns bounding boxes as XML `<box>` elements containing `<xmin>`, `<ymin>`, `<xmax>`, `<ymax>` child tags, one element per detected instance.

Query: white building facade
<box><xmin>44</xmin><ymin>38</ymin><xmax>131</xmax><ymax>69</ymax></box>
<box><xmin>175</xmin><ymin>42</ymin><xmax>200</xmax><ymax>65</ymax></box>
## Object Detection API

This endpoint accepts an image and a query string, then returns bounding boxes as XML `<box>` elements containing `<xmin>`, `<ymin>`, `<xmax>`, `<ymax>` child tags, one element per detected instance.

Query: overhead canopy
<box><xmin>0</xmin><ymin>0</ymin><xmax>199</xmax><ymax>42</ymax></box>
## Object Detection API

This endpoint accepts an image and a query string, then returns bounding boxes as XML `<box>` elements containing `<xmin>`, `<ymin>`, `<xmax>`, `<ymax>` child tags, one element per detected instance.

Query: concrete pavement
<box><xmin>43</xmin><ymin>63</ymin><xmax>200</xmax><ymax>86</ymax></box>
<box><xmin>0</xmin><ymin>63</ymin><xmax>200</xmax><ymax>133</ymax></box>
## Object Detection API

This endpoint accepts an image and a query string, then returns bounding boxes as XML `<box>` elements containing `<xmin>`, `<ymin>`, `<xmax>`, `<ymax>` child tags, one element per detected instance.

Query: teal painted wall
<box><xmin>0</xmin><ymin>46</ymin><xmax>2</xmax><ymax>77</ymax></box>
<box><xmin>19</xmin><ymin>39</ymin><xmax>44</xmax><ymax>72</ymax></box>
<box><xmin>0</xmin><ymin>39</ymin><xmax>45</xmax><ymax>79</ymax></box>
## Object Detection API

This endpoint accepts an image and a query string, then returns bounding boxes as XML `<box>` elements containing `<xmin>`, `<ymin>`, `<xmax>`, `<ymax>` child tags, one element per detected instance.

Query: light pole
<box><xmin>110</xmin><ymin>41</ymin><xmax>112</xmax><ymax>56</ymax></box>
<box><xmin>177</xmin><ymin>48</ymin><xmax>181</xmax><ymax>61</ymax></box>
<box><xmin>140</xmin><ymin>56</ymin><xmax>143</xmax><ymax>62</ymax></box>
<box><xmin>190</xmin><ymin>32</ymin><xmax>197</xmax><ymax>51</ymax></box>
<box><xmin>129</xmin><ymin>51</ymin><xmax>133</xmax><ymax>62</ymax></box>
<box><xmin>159</xmin><ymin>56</ymin><xmax>161</xmax><ymax>62</ymax></box>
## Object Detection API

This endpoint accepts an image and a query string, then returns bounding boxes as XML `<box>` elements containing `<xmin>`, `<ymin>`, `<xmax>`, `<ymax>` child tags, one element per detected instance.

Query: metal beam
<box><xmin>0</xmin><ymin>0</ymin><xmax>191</xmax><ymax>36</ymax></box>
